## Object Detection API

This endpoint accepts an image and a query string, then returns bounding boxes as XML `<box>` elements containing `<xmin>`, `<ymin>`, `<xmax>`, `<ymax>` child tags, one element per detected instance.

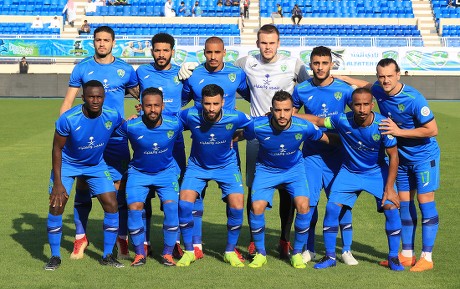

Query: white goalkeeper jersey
<box><xmin>234</xmin><ymin>54</ymin><xmax>309</xmax><ymax>117</ymax></box>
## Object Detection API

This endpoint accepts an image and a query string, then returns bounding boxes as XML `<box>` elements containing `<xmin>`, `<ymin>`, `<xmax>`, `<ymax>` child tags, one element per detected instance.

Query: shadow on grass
<box><xmin>12</xmin><ymin>210</ymin><xmax>390</xmax><ymax>266</ymax></box>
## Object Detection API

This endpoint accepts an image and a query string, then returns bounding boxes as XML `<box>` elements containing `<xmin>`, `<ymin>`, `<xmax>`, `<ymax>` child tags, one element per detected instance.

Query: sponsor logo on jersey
<box><xmin>117</xmin><ymin>69</ymin><xmax>125</xmax><ymax>78</ymax></box>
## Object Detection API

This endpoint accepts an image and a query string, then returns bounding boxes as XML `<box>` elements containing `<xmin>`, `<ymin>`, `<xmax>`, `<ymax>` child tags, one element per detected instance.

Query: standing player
<box><xmin>59</xmin><ymin>26</ymin><xmax>139</xmax><ymax>261</ymax></box>
<box><xmin>45</xmin><ymin>80</ymin><xmax>124</xmax><ymax>270</ymax></box>
<box><xmin>117</xmin><ymin>88</ymin><xmax>183</xmax><ymax>267</ymax></box>
<box><xmin>176</xmin><ymin>84</ymin><xmax>252</xmax><ymax>267</ymax></box>
<box><xmin>306</xmin><ymin>88</ymin><xmax>404</xmax><ymax>271</ymax></box>
<box><xmin>136</xmin><ymin>32</ymin><xmax>185</xmax><ymax>258</ymax></box>
<box><xmin>234</xmin><ymin>24</ymin><xmax>310</xmax><ymax>258</ymax></box>
<box><xmin>292</xmin><ymin>46</ymin><xmax>357</xmax><ymax>265</ymax></box>
<box><xmin>241</xmin><ymin>91</ymin><xmax>331</xmax><ymax>269</ymax></box>
<box><xmin>337</xmin><ymin>59</ymin><xmax>440</xmax><ymax>272</ymax></box>
<box><xmin>181</xmin><ymin>36</ymin><xmax>249</xmax><ymax>259</ymax></box>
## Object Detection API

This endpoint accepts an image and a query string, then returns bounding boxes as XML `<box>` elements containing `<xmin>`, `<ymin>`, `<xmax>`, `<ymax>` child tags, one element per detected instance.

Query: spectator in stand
<box><xmin>192</xmin><ymin>1</ymin><xmax>202</xmax><ymax>17</ymax></box>
<box><xmin>217</xmin><ymin>0</ymin><xmax>223</xmax><ymax>7</ymax></box>
<box><xmin>177</xmin><ymin>1</ymin><xmax>190</xmax><ymax>17</ymax></box>
<box><xmin>164</xmin><ymin>0</ymin><xmax>174</xmax><ymax>17</ymax></box>
<box><xmin>31</xmin><ymin>16</ymin><xmax>44</xmax><ymax>29</ymax></box>
<box><xmin>277</xmin><ymin>3</ymin><xmax>283</xmax><ymax>17</ymax></box>
<box><xmin>95</xmin><ymin>0</ymin><xmax>105</xmax><ymax>6</ymax></box>
<box><xmin>291</xmin><ymin>4</ymin><xmax>302</xmax><ymax>25</ymax></box>
<box><xmin>232</xmin><ymin>1</ymin><xmax>239</xmax><ymax>6</ymax></box>
<box><xmin>225</xmin><ymin>0</ymin><xmax>232</xmax><ymax>6</ymax></box>
<box><xmin>19</xmin><ymin>57</ymin><xmax>29</xmax><ymax>74</ymax></box>
<box><xmin>49</xmin><ymin>15</ymin><xmax>61</xmax><ymax>28</ymax></box>
<box><xmin>85</xmin><ymin>0</ymin><xmax>97</xmax><ymax>13</ymax></box>
<box><xmin>243</xmin><ymin>0</ymin><xmax>249</xmax><ymax>19</ymax></box>
<box><xmin>78</xmin><ymin>20</ymin><xmax>91</xmax><ymax>35</ymax></box>
<box><xmin>62</xmin><ymin>0</ymin><xmax>77</xmax><ymax>27</ymax></box>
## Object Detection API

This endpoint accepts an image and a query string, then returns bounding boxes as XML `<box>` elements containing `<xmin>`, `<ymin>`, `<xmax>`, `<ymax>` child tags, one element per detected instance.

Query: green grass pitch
<box><xmin>0</xmin><ymin>98</ymin><xmax>458</xmax><ymax>288</ymax></box>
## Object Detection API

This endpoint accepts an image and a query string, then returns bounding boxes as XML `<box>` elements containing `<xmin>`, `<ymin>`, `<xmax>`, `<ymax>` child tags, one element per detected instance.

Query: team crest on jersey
<box><xmin>226</xmin><ymin>123</ymin><xmax>234</xmax><ymax>130</ymax></box>
<box><xmin>372</xmin><ymin>133</ymin><xmax>381</xmax><ymax>141</ymax></box>
<box><xmin>398</xmin><ymin>104</ymin><xmax>405</xmax><ymax>112</ymax></box>
<box><xmin>295</xmin><ymin>133</ymin><xmax>302</xmax><ymax>141</ymax></box>
<box><xmin>173</xmin><ymin>76</ymin><xmax>180</xmax><ymax>85</ymax></box>
<box><xmin>228</xmin><ymin>73</ymin><xmax>236</xmax><ymax>83</ymax></box>
<box><xmin>334</xmin><ymin>92</ymin><xmax>342</xmax><ymax>100</ymax></box>
<box><xmin>281</xmin><ymin>65</ymin><xmax>287</xmax><ymax>72</ymax></box>
<box><xmin>421</xmin><ymin>106</ymin><xmax>430</xmax><ymax>117</ymax></box>
<box><xmin>167</xmin><ymin>130</ymin><xmax>174</xmax><ymax>139</ymax></box>
<box><xmin>105</xmin><ymin>121</ymin><xmax>113</xmax><ymax>130</ymax></box>
<box><xmin>117</xmin><ymin>69</ymin><xmax>125</xmax><ymax>78</ymax></box>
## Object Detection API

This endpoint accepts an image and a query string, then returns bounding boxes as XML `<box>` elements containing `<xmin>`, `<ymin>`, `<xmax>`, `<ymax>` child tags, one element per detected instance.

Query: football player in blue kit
<box><xmin>136</xmin><ymin>33</ymin><xmax>185</xmax><ymax>258</ymax></box>
<box><xmin>305</xmin><ymin>88</ymin><xmax>403</xmax><ymax>271</ymax></box>
<box><xmin>176</xmin><ymin>84</ymin><xmax>251</xmax><ymax>267</ymax></box>
<box><xmin>45</xmin><ymin>80</ymin><xmax>124</xmax><ymax>270</ymax></box>
<box><xmin>240</xmin><ymin>90</ymin><xmax>331</xmax><ymax>269</ymax></box>
<box><xmin>117</xmin><ymin>87</ymin><xmax>183</xmax><ymax>267</ymax></box>
<box><xmin>337</xmin><ymin>59</ymin><xmax>440</xmax><ymax>272</ymax></box>
<box><xmin>59</xmin><ymin>26</ymin><xmax>139</xmax><ymax>260</ymax></box>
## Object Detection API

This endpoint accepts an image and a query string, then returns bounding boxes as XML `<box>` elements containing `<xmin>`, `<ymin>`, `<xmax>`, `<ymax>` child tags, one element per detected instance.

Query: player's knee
<box><xmin>383</xmin><ymin>203</ymin><xmax>397</xmax><ymax>210</ymax></box>
<box><xmin>251</xmin><ymin>201</ymin><xmax>266</xmax><ymax>215</ymax></box>
<box><xmin>49</xmin><ymin>206</ymin><xmax>65</xmax><ymax>216</ymax></box>
<box><xmin>99</xmin><ymin>192</ymin><xmax>118</xmax><ymax>213</ymax></box>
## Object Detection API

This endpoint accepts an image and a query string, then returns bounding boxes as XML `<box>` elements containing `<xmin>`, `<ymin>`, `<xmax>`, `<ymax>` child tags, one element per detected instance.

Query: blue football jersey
<box><xmin>69</xmin><ymin>56</ymin><xmax>138</xmax><ymax>117</ymax></box>
<box><xmin>292</xmin><ymin>78</ymin><xmax>353</xmax><ymax>156</ymax></box>
<box><xmin>117</xmin><ymin>114</ymin><xmax>183</xmax><ymax>173</ymax></box>
<box><xmin>136</xmin><ymin>63</ymin><xmax>183</xmax><ymax>116</ymax></box>
<box><xmin>180</xmin><ymin>107</ymin><xmax>251</xmax><ymax>169</ymax></box>
<box><xmin>371</xmin><ymin>82</ymin><xmax>440</xmax><ymax>165</ymax></box>
<box><xmin>182</xmin><ymin>62</ymin><xmax>249</xmax><ymax>110</ymax></box>
<box><xmin>325</xmin><ymin>111</ymin><xmax>397</xmax><ymax>172</ymax></box>
<box><xmin>55</xmin><ymin>105</ymin><xmax>123</xmax><ymax>167</ymax></box>
<box><xmin>244</xmin><ymin>115</ymin><xmax>323</xmax><ymax>169</ymax></box>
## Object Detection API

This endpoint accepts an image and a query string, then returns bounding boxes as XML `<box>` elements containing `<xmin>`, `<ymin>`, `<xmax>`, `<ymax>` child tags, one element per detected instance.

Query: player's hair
<box><xmin>257</xmin><ymin>24</ymin><xmax>280</xmax><ymax>40</ymax></box>
<box><xmin>151</xmin><ymin>33</ymin><xmax>175</xmax><ymax>49</ymax></box>
<box><xmin>310</xmin><ymin>46</ymin><xmax>332</xmax><ymax>61</ymax></box>
<box><xmin>377</xmin><ymin>58</ymin><xmax>401</xmax><ymax>73</ymax></box>
<box><xmin>201</xmin><ymin>84</ymin><xmax>224</xmax><ymax>99</ymax></box>
<box><xmin>141</xmin><ymin>87</ymin><xmax>164</xmax><ymax>101</ymax></box>
<box><xmin>205</xmin><ymin>36</ymin><xmax>224</xmax><ymax>47</ymax></box>
<box><xmin>352</xmin><ymin>87</ymin><xmax>373</xmax><ymax>100</ymax></box>
<box><xmin>82</xmin><ymin>80</ymin><xmax>104</xmax><ymax>93</ymax></box>
<box><xmin>272</xmin><ymin>90</ymin><xmax>293</xmax><ymax>106</ymax></box>
<box><xmin>93</xmin><ymin>26</ymin><xmax>115</xmax><ymax>40</ymax></box>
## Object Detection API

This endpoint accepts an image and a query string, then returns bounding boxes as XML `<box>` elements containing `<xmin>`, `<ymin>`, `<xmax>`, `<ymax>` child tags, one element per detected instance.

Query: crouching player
<box><xmin>45</xmin><ymin>80</ymin><xmax>124</xmax><ymax>270</ymax></box>
<box><xmin>117</xmin><ymin>87</ymin><xmax>183</xmax><ymax>266</ymax></box>
<box><xmin>308</xmin><ymin>88</ymin><xmax>404</xmax><ymax>271</ymax></box>
<box><xmin>176</xmin><ymin>84</ymin><xmax>251</xmax><ymax>267</ymax></box>
<box><xmin>240</xmin><ymin>90</ymin><xmax>332</xmax><ymax>269</ymax></box>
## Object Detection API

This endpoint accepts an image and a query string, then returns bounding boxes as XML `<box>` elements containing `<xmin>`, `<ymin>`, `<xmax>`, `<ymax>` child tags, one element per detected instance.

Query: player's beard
<box><xmin>95</xmin><ymin>46</ymin><xmax>113</xmax><ymax>59</ymax></box>
<box><xmin>143</xmin><ymin>112</ymin><xmax>162</xmax><ymax>128</ymax></box>
<box><xmin>154</xmin><ymin>57</ymin><xmax>172</xmax><ymax>70</ymax></box>
<box><xmin>204</xmin><ymin>109</ymin><xmax>222</xmax><ymax>123</ymax></box>
<box><xmin>313</xmin><ymin>69</ymin><xmax>331</xmax><ymax>83</ymax></box>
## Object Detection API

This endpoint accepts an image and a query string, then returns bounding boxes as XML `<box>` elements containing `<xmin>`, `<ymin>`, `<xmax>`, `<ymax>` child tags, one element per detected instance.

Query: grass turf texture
<box><xmin>0</xmin><ymin>98</ymin><xmax>458</xmax><ymax>288</ymax></box>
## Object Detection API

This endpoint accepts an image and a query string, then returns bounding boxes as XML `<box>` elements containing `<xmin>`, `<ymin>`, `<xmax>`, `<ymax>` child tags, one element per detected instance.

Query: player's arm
<box><xmin>379</xmin><ymin>117</ymin><xmax>438</xmax><ymax>138</ymax></box>
<box><xmin>233</xmin><ymin>129</ymin><xmax>245</xmax><ymax>142</ymax></box>
<box><xmin>381</xmin><ymin>145</ymin><xmax>400</xmax><ymax>208</ymax></box>
<box><xmin>293</xmin><ymin>107</ymin><xmax>325</xmax><ymax>126</ymax></box>
<box><xmin>127</xmin><ymin>86</ymin><xmax>140</xmax><ymax>101</ymax></box>
<box><xmin>59</xmin><ymin>87</ymin><xmax>80</xmax><ymax>115</ymax></box>
<box><xmin>294</xmin><ymin>60</ymin><xmax>310</xmax><ymax>84</ymax></box>
<box><xmin>50</xmin><ymin>131</ymin><xmax>69</xmax><ymax>208</ymax></box>
<box><xmin>333</xmin><ymin>75</ymin><xmax>372</xmax><ymax>89</ymax></box>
